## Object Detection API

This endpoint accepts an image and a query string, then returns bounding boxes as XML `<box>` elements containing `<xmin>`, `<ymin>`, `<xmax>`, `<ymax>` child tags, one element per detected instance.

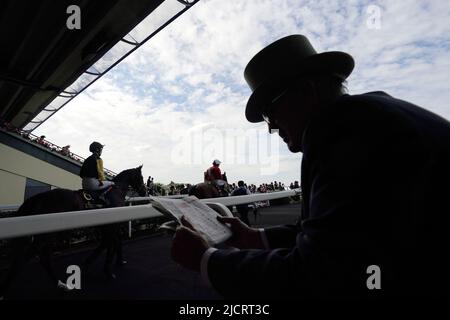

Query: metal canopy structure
<box><xmin>0</xmin><ymin>0</ymin><xmax>199</xmax><ymax>132</ymax></box>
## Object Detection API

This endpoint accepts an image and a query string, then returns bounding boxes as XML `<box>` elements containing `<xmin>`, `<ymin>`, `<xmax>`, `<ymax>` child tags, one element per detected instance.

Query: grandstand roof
<box><xmin>0</xmin><ymin>0</ymin><xmax>196</xmax><ymax>131</ymax></box>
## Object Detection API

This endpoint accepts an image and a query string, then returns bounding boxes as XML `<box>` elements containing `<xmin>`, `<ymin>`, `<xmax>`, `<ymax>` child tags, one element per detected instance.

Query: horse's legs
<box><xmin>103</xmin><ymin>245</ymin><xmax>116</xmax><ymax>280</ymax></box>
<box><xmin>105</xmin><ymin>245</ymin><xmax>113</xmax><ymax>269</ymax></box>
<box><xmin>38</xmin><ymin>243</ymin><xmax>58</xmax><ymax>285</ymax></box>
<box><xmin>0</xmin><ymin>238</ymin><xmax>34</xmax><ymax>297</ymax></box>
<box><xmin>84</xmin><ymin>232</ymin><xmax>109</xmax><ymax>266</ymax></box>
<box><xmin>85</xmin><ymin>242</ymin><xmax>107</xmax><ymax>265</ymax></box>
<box><xmin>114</xmin><ymin>232</ymin><xmax>124</xmax><ymax>265</ymax></box>
<box><xmin>253</xmin><ymin>207</ymin><xmax>258</xmax><ymax>224</ymax></box>
<box><xmin>100</xmin><ymin>225</ymin><xmax>117</xmax><ymax>278</ymax></box>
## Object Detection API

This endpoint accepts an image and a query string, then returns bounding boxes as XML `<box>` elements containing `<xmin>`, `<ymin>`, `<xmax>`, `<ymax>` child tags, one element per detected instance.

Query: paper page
<box><xmin>151</xmin><ymin>196</ymin><xmax>232</xmax><ymax>244</ymax></box>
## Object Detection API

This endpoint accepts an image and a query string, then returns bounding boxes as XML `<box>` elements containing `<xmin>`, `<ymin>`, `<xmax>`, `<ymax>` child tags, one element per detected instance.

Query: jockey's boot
<box><xmin>99</xmin><ymin>193</ymin><xmax>110</xmax><ymax>207</ymax></box>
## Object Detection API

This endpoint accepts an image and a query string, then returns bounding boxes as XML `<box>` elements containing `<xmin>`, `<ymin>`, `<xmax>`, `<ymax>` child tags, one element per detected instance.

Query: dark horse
<box><xmin>0</xmin><ymin>166</ymin><xmax>146</xmax><ymax>297</ymax></box>
<box><xmin>189</xmin><ymin>172</ymin><xmax>230</xmax><ymax>199</ymax></box>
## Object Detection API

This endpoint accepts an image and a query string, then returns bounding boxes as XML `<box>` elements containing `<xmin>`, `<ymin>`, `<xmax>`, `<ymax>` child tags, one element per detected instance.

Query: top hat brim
<box><xmin>245</xmin><ymin>51</ymin><xmax>354</xmax><ymax>123</ymax></box>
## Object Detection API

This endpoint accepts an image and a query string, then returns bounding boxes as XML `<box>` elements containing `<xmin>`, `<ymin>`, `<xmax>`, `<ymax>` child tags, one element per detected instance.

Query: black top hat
<box><xmin>244</xmin><ymin>35</ymin><xmax>355</xmax><ymax>123</ymax></box>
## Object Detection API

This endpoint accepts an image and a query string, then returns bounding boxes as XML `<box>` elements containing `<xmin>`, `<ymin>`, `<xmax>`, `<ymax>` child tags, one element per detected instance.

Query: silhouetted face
<box><xmin>93</xmin><ymin>147</ymin><xmax>102</xmax><ymax>157</ymax></box>
<box><xmin>262</xmin><ymin>81</ymin><xmax>316</xmax><ymax>153</ymax></box>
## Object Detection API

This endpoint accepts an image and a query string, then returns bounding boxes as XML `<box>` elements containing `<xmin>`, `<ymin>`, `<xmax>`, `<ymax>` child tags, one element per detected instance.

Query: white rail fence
<box><xmin>0</xmin><ymin>189</ymin><xmax>301</xmax><ymax>240</ymax></box>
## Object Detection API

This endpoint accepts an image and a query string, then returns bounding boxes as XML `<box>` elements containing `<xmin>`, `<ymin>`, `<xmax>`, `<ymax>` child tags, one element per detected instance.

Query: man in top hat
<box><xmin>171</xmin><ymin>35</ymin><xmax>450</xmax><ymax>298</ymax></box>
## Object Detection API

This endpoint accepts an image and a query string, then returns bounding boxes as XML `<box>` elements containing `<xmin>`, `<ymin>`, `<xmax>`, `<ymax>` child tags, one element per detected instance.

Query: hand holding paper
<box><xmin>151</xmin><ymin>196</ymin><xmax>232</xmax><ymax>245</ymax></box>
<box><xmin>171</xmin><ymin>216</ymin><xmax>210</xmax><ymax>272</ymax></box>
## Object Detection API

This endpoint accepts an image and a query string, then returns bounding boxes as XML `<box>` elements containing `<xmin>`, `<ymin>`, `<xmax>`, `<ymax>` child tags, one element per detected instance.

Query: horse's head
<box><xmin>131</xmin><ymin>165</ymin><xmax>148</xmax><ymax>196</ymax></box>
<box><xmin>219</xmin><ymin>172</ymin><xmax>230</xmax><ymax>194</ymax></box>
<box><xmin>113</xmin><ymin>165</ymin><xmax>147</xmax><ymax>197</ymax></box>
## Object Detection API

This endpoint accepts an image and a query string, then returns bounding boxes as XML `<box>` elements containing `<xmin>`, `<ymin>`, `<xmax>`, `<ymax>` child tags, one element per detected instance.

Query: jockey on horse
<box><xmin>0</xmin><ymin>150</ymin><xmax>146</xmax><ymax>296</ymax></box>
<box><xmin>80</xmin><ymin>141</ymin><xmax>124</xmax><ymax>279</ymax></box>
<box><xmin>205</xmin><ymin>159</ymin><xmax>224</xmax><ymax>185</ymax></box>
<box><xmin>204</xmin><ymin>159</ymin><xmax>228</xmax><ymax>194</ymax></box>
<box><xmin>80</xmin><ymin>141</ymin><xmax>115</xmax><ymax>206</ymax></box>
<box><xmin>189</xmin><ymin>159</ymin><xmax>229</xmax><ymax>199</ymax></box>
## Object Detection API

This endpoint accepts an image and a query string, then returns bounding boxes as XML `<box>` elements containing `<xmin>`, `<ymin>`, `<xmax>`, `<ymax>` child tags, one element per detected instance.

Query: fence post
<box><xmin>128</xmin><ymin>202</ymin><xmax>132</xmax><ymax>239</ymax></box>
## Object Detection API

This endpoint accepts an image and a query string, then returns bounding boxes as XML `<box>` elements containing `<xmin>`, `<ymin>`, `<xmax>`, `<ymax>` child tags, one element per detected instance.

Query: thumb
<box><xmin>180</xmin><ymin>215</ymin><xmax>195</xmax><ymax>230</ymax></box>
<box><xmin>217</xmin><ymin>216</ymin><xmax>240</xmax><ymax>225</ymax></box>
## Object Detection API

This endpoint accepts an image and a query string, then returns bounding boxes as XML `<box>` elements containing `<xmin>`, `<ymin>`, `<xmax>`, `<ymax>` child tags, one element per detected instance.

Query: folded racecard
<box><xmin>150</xmin><ymin>196</ymin><xmax>232</xmax><ymax>245</ymax></box>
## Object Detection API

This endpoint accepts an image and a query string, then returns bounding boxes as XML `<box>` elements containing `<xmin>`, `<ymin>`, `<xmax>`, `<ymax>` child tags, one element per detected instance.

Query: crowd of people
<box><xmin>227</xmin><ymin>180</ymin><xmax>300</xmax><ymax>193</ymax></box>
<box><xmin>1</xmin><ymin>119</ymin><xmax>78</xmax><ymax>161</ymax></box>
<box><xmin>145</xmin><ymin>161</ymin><xmax>300</xmax><ymax>197</ymax></box>
<box><xmin>1</xmin><ymin>119</ymin><xmax>115</xmax><ymax>177</ymax></box>
<box><xmin>146</xmin><ymin>177</ymin><xmax>300</xmax><ymax>197</ymax></box>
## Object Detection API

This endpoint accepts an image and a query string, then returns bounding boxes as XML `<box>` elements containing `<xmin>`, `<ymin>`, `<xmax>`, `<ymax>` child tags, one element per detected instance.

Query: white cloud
<box><xmin>34</xmin><ymin>0</ymin><xmax>450</xmax><ymax>186</ymax></box>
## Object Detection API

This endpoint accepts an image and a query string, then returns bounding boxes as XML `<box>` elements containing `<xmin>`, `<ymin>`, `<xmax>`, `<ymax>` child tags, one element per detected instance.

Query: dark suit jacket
<box><xmin>208</xmin><ymin>92</ymin><xmax>450</xmax><ymax>299</ymax></box>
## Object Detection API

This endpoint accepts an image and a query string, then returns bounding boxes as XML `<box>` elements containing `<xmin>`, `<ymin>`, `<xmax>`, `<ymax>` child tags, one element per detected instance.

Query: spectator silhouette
<box><xmin>171</xmin><ymin>34</ymin><xmax>450</xmax><ymax>299</ymax></box>
<box><xmin>230</xmin><ymin>180</ymin><xmax>251</xmax><ymax>226</ymax></box>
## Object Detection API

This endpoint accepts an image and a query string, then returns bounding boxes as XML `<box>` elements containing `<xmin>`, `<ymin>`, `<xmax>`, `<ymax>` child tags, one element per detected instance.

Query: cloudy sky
<box><xmin>33</xmin><ymin>0</ymin><xmax>450</xmax><ymax>186</ymax></box>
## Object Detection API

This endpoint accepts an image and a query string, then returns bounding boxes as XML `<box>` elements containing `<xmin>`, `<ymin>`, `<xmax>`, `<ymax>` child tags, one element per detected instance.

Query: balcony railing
<box><xmin>1</xmin><ymin>121</ymin><xmax>117</xmax><ymax>177</ymax></box>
